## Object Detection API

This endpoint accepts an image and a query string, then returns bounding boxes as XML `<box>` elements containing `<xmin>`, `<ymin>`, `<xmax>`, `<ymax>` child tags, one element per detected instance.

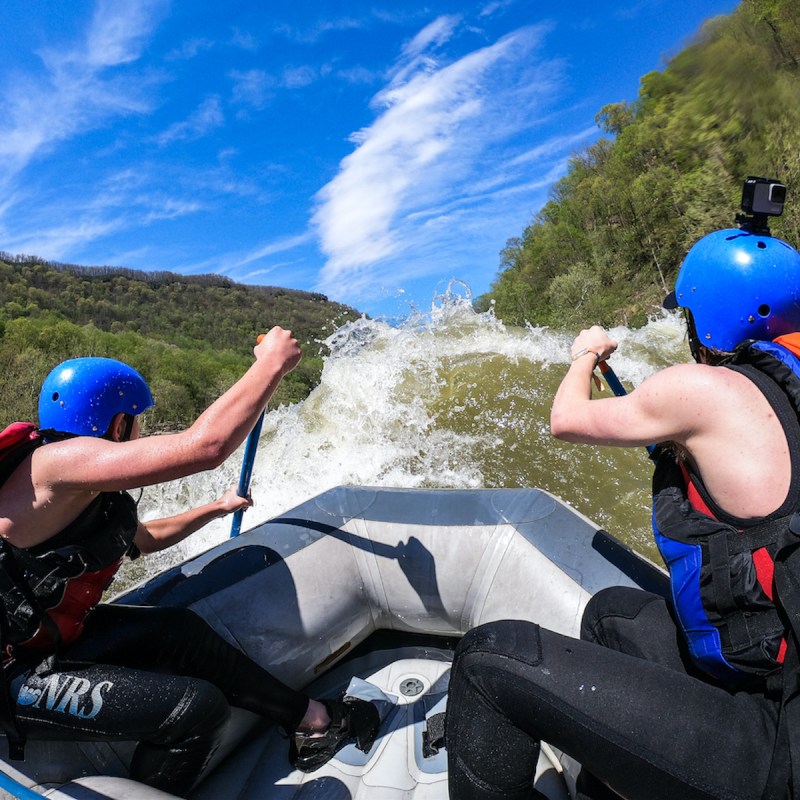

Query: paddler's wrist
<box><xmin>570</xmin><ymin>347</ymin><xmax>601</xmax><ymax>367</ymax></box>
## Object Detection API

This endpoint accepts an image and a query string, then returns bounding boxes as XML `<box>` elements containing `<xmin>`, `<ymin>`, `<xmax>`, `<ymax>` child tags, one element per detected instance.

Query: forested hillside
<box><xmin>484</xmin><ymin>0</ymin><xmax>800</xmax><ymax>328</ymax></box>
<box><xmin>0</xmin><ymin>254</ymin><xmax>360</xmax><ymax>430</ymax></box>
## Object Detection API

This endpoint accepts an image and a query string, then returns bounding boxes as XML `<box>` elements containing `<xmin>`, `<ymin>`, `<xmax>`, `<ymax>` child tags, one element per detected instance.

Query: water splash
<box><xmin>128</xmin><ymin>291</ymin><xmax>688</xmax><ymax>584</ymax></box>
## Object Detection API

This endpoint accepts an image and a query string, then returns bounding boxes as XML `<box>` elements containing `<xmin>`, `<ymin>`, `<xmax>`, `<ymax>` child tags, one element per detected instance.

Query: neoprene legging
<box><xmin>445</xmin><ymin>586</ymin><xmax>783</xmax><ymax>800</ymax></box>
<box><xmin>10</xmin><ymin>604</ymin><xmax>309</xmax><ymax>796</ymax></box>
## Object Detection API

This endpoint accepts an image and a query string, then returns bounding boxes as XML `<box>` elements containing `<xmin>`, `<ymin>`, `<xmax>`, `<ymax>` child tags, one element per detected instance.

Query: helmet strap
<box><xmin>684</xmin><ymin>310</ymin><xmax>704</xmax><ymax>363</ymax></box>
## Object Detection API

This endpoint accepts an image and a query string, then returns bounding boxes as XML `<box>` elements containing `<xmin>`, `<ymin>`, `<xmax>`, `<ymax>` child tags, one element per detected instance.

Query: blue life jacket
<box><xmin>652</xmin><ymin>338</ymin><xmax>800</xmax><ymax>683</ymax></box>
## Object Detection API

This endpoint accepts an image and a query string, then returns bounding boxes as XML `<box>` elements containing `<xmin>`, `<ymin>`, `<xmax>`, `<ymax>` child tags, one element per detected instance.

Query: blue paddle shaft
<box><xmin>0</xmin><ymin>769</ymin><xmax>46</xmax><ymax>800</ymax></box>
<box><xmin>230</xmin><ymin>410</ymin><xmax>265</xmax><ymax>537</ymax></box>
<box><xmin>599</xmin><ymin>363</ymin><xmax>626</xmax><ymax>397</ymax></box>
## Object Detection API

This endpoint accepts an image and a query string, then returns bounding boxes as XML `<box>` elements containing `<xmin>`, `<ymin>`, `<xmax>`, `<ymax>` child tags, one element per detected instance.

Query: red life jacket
<box><xmin>0</xmin><ymin>422</ymin><xmax>139</xmax><ymax>654</ymax></box>
<box><xmin>653</xmin><ymin>336</ymin><xmax>800</xmax><ymax>682</ymax></box>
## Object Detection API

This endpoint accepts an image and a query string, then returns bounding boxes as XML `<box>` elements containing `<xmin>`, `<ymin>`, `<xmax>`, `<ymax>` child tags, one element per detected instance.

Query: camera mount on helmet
<box><xmin>664</xmin><ymin>175</ymin><xmax>800</xmax><ymax>355</ymax></box>
<box><xmin>736</xmin><ymin>176</ymin><xmax>786</xmax><ymax>235</ymax></box>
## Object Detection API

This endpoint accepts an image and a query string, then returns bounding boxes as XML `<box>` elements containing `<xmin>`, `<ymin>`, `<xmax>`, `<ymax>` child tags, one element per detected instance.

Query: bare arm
<box><xmin>134</xmin><ymin>486</ymin><xmax>252</xmax><ymax>554</ymax></box>
<box><xmin>32</xmin><ymin>326</ymin><xmax>301</xmax><ymax>492</ymax></box>
<box><xmin>550</xmin><ymin>326</ymin><xmax>709</xmax><ymax>449</ymax></box>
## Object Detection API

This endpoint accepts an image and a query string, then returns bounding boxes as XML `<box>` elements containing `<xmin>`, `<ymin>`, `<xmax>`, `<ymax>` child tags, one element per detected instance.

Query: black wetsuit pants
<box><xmin>10</xmin><ymin>604</ymin><xmax>310</xmax><ymax>796</ymax></box>
<box><xmin>446</xmin><ymin>586</ymin><xmax>783</xmax><ymax>800</ymax></box>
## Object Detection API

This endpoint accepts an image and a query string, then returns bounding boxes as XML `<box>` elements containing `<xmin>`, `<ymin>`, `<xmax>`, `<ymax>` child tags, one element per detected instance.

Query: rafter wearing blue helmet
<box><xmin>448</xmin><ymin>220</ymin><xmax>800</xmax><ymax>800</ymax></box>
<box><xmin>664</xmin><ymin>227</ymin><xmax>800</xmax><ymax>360</ymax></box>
<box><xmin>0</xmin><ymin>328</ymin><xmax>380</xmax><ymax>796</ymax></box>
<box><xmin>38</xmin><ymin>357</ymin><xmax>154</xmax><ymax>441</ymax></box>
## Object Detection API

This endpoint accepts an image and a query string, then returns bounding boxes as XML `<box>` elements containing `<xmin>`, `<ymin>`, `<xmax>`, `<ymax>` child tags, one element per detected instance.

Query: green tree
<box><xmin>487</xmin><ymin>0</ymin><xmax>800</xmax><ymax>328</ymax></box>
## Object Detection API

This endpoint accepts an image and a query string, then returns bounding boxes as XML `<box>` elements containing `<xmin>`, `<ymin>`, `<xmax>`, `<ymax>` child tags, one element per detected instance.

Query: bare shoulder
<box><xmin>638</xmin><ymin>361</ymin><xmax>779</xmax><ymax>450</ymax></box>
<box><xmin>634</xmin><ymin>363</ymin><xmax>746</xmax><ymax>407</ymax></box>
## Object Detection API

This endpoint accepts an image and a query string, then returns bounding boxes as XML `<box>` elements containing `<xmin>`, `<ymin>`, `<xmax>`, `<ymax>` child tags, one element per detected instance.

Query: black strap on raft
<box><xmin>0</xmin><ymin>537</ymin><xmax>67</xmax><ymax>762</ymax></box>
<box><xmin>422</xmin><ymin>712</ymin><xmax>447</xmax><ymax>758</ymax></box>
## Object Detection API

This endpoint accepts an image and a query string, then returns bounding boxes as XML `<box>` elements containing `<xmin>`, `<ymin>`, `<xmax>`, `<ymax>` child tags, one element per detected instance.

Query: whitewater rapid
<box><xmin>124</xmin><ymin>287</ymin><xmax>688</xmax><ymax>588</ymax></box>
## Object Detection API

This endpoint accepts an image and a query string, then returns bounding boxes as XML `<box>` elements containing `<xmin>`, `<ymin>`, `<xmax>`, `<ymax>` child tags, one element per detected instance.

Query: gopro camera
<box><xmin>741</xmin><ymin>176</ymin><xmax>786</xmax><ymax>217</ymax></box>
<box><xmin>737</xmin><ymin>176</ymin><xmax>787</xmax><ymax>234</ymax></box>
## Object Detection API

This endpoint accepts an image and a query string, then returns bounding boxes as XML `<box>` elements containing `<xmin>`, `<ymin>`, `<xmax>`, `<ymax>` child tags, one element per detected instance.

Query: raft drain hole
<box><xmin>399</xmin><ymin>677</ymin><xmax>424</xmax><ymax>697</ymax></box>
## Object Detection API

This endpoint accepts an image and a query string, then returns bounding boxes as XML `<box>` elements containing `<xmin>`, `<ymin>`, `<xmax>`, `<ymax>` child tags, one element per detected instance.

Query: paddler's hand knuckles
<box><xmin>254</xmin><ymin>327</ymin><xmax>302</xmax><ymax>368</ymax></box>
<box><xmin>572</xmin><ymin>326</ymin><xmax>617</xmax><ymax>359</ymax></box>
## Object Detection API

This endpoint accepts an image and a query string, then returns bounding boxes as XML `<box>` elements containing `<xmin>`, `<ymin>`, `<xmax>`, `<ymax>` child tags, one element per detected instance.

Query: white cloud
<box><xmin>510</xmin><ymin>126</ymin><xmax>599</xmax><ymax>166</ymax></box>
<box><xmin>4</xmin><ymin>216</ymin><xmax>126</xmax><ymax>260</ymax></box>
<box><xmin>479</xmin><ymin>0</ymin><xmax>517</xmax><ymax>18</ymax></box>
<box><xmin>142</xmin><ymin>198</ymin><xmax>205</xmax><ymax>222</ymax></box>
<box><xmin>176</xmin><ymin>231</ymin><xmax>316</xmax><ymax>286</ymax></box>
<box><xmin>0</xmin><ymin>0</ymin><xmax>165</xmax><ymax>188</ymax></box>
<box><xmin>282</xmin><ymin>65</ymin><xmax>318</xmax><ymax>89</ymax></box>
<box><xmin>229</xmin><ymin>28</ymin><xmax>260</xmax><ymax>52</ymax></box>
<box><xmin>228</xmin><ymin>231</ymin><xmax>315</xmax><ymax>269</ymax></box>
<box><xmin>166</xmin><ymin>37</ymin><xmax>215</xmax><ymax>61</ymax></box>
<box><xmin>154</xmin><ymin>96</ymin><xmax>225</xmax><ymax>146</ymax></box>
<box><xmin>230</xmin><ymin>69</ymin><xmax>275</xmax><ymax>110</ymax></box>
<box><xmin>273</xmin><ymin>16</ymin><xmax>366</xmax><ymax>45</ymax></box>
<box><xmin>81</xmin><ymin>0</ymin><xmax>168</xmax><ymax>67</ymax></box>
<box><xmin>402</xmin><ymin>14</ymin><xmax>462</xmax><ymax>59</ymax></box>
<box><xmin>335</xmin><ymin>66</ymin><xmax>382</xmax><ymax>85</ymax></box>
<box><xmin>312</xmin><ymin>22</ymin><xmax>555</xmax><ymax>297</ymax></box>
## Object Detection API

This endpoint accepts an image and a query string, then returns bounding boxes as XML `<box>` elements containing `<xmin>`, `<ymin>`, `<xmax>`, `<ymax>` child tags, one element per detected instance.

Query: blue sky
<box><xmin>1</xmin><ymin>0</ymin><xmax>740</xmax><ymax>319</ymax></box>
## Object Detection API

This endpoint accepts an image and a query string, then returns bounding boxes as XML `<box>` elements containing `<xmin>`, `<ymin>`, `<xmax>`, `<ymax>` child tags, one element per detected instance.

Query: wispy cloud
<box><xmin>403</xmin><ymin>14</ymin><xmax>462</xmax><ymax>58</ymax></box>
<box><xmin>273</xmin><ymin>16</ymin><xmax>367</xmax><ymax>45</ymax></box>
<box><xmin>230</xmin><ymin>69</ymin><xmax>275</xmax><ymax>111</ymax></box>
<box><xmin>4</xmin><ymin>216</ymin><xmax>127</xmax><ymax>260</ymax></box>
<box><xmin>510</xmin><ymin>126</ymin><xmax>598</xmax><ymax>166</ymax></box>
<box><xmin>226</xmin><ymin>231</ymin><xmax>316</xmax><ymax>270</ymax></box>
<box><xmin>154</xmin><ymin>96</ymin><xmax>225</xmax><ymax>145</ymax></box>
<box><xmin>479</xmin><ymin>0</ymin><xmax>518</xmax><ymax>18</ymax></box>
<box><xmin>282</xmin><ymin>65</ymin><xmax>318</xmax><ymax>89</ymax></box>
<box><xmin>312</xmin><ymin>19</ymin><xmax>557</xmax><ymax>297</ymax></box>
<box><xmin>166</xmin><ymin>37</ymin><xmax>215</xmax><ymax>61</ymax></box>
<box><xmin>174</xmin><ymin>231</ymin><xmax>316</xmax><ymax>286</ymax></box>
<box><xmin>0</xmin><ymin>0</ymin><xmax>166</xmax><ymax>186</ymax></box>
<box><xmin>229</xmin><ymin>65</ymin><xmax>323</xmax><ymax>113</ymax></box>
<box><xmin>230</xmin><ymin>28</ymin><xmax>260</xmax><ymax>52</ymax></box>
<box><xmin>81</xmin><ymin>0</ymin><xmax>168</xmax><ymax>66</ymax></box>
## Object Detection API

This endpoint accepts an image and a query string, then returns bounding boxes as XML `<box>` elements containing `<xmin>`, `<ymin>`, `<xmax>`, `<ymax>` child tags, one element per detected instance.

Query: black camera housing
<box><xmin>737</xmin><ymin>176</ymin><xmax>787</xmax><ymax>234</ymax></box>
<box><xmin>741</xmin><ymin>176</ymin><xmax>786</xmax><ymax>217</ymax></box>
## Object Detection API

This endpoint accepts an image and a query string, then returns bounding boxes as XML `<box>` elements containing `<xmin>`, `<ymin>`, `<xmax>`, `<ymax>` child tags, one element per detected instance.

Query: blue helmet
<box><xmin>665</xmin><ymin>228</ymin><xmax>800</xmax><ymax>353</ymax></box>
<box><xmin>38</xmin><ymin>357</ymin><xmax>154</xmax><ymax>437</ymax></box>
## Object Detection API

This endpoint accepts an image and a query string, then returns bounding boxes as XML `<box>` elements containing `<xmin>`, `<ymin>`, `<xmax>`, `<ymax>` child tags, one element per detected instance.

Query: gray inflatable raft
<box><xmin>0</xmin><ymin>486</ymin><xmax>667</xmax><ymax>799</ymax></box>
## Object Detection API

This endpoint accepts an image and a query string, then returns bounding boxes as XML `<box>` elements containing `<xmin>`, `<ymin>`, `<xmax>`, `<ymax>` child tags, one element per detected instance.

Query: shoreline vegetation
<box><xmin>479</xmin><ymin>0</ymin><xmax>800</xmax><ymax>329</ymax></box>
<box><xmin>0</xmin><ymin>253</ymin><xmax>360</xmax><ymax>432</ymax></box>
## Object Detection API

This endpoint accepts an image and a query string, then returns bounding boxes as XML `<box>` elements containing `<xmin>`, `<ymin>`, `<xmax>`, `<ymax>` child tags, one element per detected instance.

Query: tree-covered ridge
<box><xmin>484</xmin><ymin>0</ymin><xmax>800</xmax><ymax>328</ymax></box>
<box><xmin>0</xmin><ymin>254</ymin><xmax>361</xmax><ymax>430</ymax></box>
